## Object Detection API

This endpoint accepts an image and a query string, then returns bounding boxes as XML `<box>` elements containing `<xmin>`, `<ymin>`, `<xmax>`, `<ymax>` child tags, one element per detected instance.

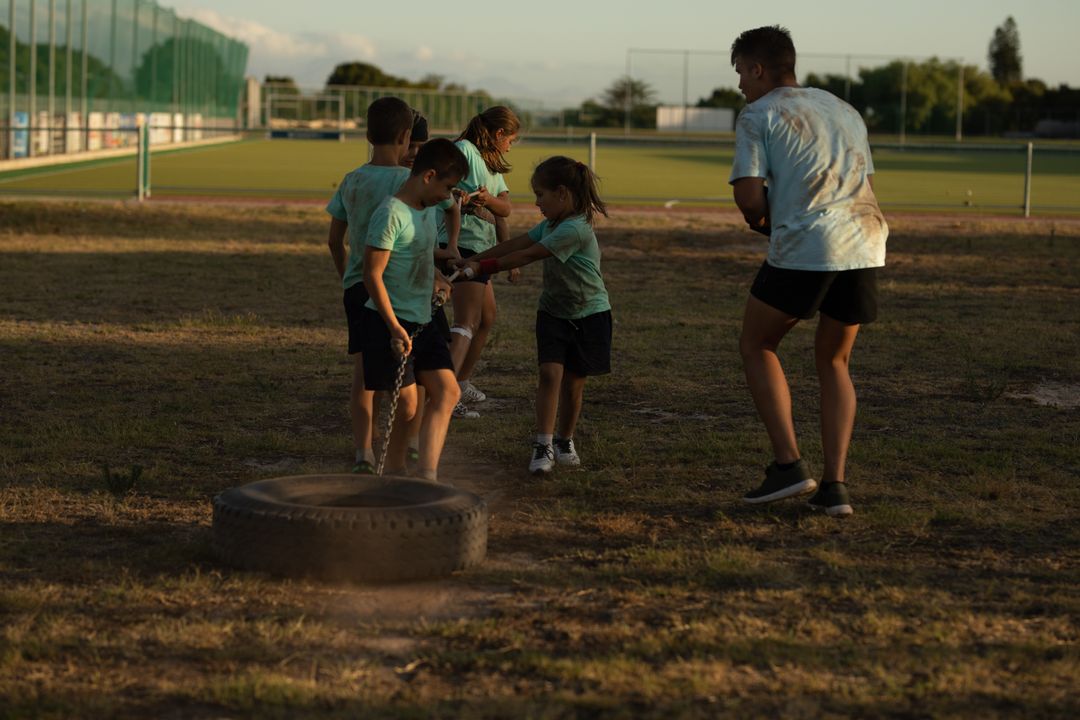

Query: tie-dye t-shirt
<box><xmin>730</xmin><ymin>87</ymin><xmax>887</xmax><ymax>271</ymax></box>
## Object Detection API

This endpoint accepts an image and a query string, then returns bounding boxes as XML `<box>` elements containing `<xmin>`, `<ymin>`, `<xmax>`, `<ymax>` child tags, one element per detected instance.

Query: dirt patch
<box><xmin>1007</xmin><ymin>382</ymin><xmax>1080</xmax><ymax>409</ymax></box>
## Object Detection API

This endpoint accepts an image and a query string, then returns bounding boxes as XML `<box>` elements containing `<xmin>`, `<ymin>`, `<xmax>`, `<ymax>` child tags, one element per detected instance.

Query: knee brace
<box><xmin>450</xmin><ymin>325</ymin><xmax>474</xmax><ymax>341</ymax></box>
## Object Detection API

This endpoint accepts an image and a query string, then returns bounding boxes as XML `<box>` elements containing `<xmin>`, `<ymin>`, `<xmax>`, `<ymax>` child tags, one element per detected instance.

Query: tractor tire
<box><xmin>212</xmin><ymin>474</ymin><xmax>488</xmax><ymax>582</ymax></box>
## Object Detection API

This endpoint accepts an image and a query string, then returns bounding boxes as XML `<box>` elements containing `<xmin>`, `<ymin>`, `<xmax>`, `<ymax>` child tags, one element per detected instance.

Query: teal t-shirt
<box><xmin>453</xmin><ymin>139</ymin><xmax>509</xmax><ymax>254</ymax></box>
<box><xmin>326</xmin><ymin>164</ymin><xmax>410</xmax><ymax>289</ymax></box>
<box><xmin>527</xmin><ymin>215</ymin><xmax>610</xmax><ymax>320</ymax></box>
<box><xmin>364</xmin><ymin>196</ymin><xmax>438</xmax><ymax>324</ymax></box>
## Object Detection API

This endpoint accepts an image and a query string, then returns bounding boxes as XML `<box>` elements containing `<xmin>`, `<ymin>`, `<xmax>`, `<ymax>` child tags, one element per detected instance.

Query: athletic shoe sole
<box><xmin>808</xmin><ymin>501</ymin><xmax>854</xmax><ymax>517</ymax></box>
<box><xmin>742</xmin><ymin>478</ymin><xmax>818</xmax><ymax>505</ymax></box>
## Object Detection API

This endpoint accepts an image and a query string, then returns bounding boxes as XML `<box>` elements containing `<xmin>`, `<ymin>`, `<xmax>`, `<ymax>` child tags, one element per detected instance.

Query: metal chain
<box><xmin>374</xmin><ymin>283</ymin><xmax>456</xmax><ymax>476</ymax></box>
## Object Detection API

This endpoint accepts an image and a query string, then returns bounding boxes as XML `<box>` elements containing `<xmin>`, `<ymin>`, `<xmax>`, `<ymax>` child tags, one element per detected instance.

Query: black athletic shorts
<box><xmin>432</xmin><ymin>305</ymin><xmax>451</xmax><ymax>343</ymax></box>
<box><xmin>343</xmin><ymin>281</ymin><xmax>370</xmax><ymax>354</ymax></box>
<box><xmin>536</xmin><ymin>309</ymin><xmax>612</xmax><ymax>377</ymax></box>
<box><xmin>750</xmin><ymin>261</ymin><xmax>879</xmax><ymax>324</ymax></box>
<box><xmin>360</xmin><ymin>307</ymin><xmax>454</xmax><ymax>391</ymax></box>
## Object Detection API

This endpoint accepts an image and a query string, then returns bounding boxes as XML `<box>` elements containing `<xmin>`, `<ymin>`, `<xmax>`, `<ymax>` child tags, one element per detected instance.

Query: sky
<box><xmin>172</xmin><ymin>0</ymin><xmax>1080</xmax><ymax>108</ymax></box>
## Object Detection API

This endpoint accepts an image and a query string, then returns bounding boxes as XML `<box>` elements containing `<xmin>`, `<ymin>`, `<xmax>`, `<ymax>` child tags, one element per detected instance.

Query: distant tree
<box><xmin>416</xmin><ymin>73</ymin><xmax>445</xmax><ymax>89</ymax></box>
<box><xmin>988</xmin><ymin>16</ymin><xmax>1022</xmax><ymax>85</ymax></box>
<box><xmin>325</xmin><ymin>62</ymin><xmax>407</xmax><ymax>88</ymax></box>
<box><xmin>803</xmin><ymin>73</ymin><xmax>864</xmax><ymax>111</ymax></box>
<box><xmin>264</xmin><ymin>75</ymin><xmax>299</xmax><ymax>90</ymax></box>
<box><xmin>264</xmin><ymin>76</ymin><xmax>300</xmax><ymax>120</ymax></box>
<box><xmin>601</xmin><ymin>75</ymin><xmax>657</xmax><ymax>111</ymax></box>
<box><xmin>696</xmin><ymin>86</ymin><xmax>746</xmax><ymax>112</ymax></box>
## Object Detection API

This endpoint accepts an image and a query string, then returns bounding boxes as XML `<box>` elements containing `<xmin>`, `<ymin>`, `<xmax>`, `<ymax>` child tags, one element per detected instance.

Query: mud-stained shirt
<box><xmin>527</xmin><ymin>215</ymin><xmax>610</xmax><ymax>320</ymax></box>
<box><xmin>729</xmin><ymin>86</ymin><xmax>887</xmax><ymax>271</ymax></box>
<box><xmin>364</xmin><ymin>196</ymin><xmax>437</xmax><ymax>324</ymax></box>
<box><xmin>326</xmin><ymin>164</ymin><xmax>410</xmax><ymax>289</ymax></box>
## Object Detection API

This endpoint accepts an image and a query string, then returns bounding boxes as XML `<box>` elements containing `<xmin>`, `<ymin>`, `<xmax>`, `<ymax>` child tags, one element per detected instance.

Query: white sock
<box><xmin>356</xmin><ymin>448</ymin><xmax>375</xmax><ymax>464</ymax></box>
<box><xmin>408</xmin><ymin>436</ymin><xmax>420</xmax><ymax>451</ymax></box>
<box><xmin>536</xmin><ymin>433</ymin><xmax>553</xmax><ymax>446</ymax></box>
<box><xmin>418</xmin><ymin>467</ymin><xmax>438</xmax><ymax>482</ymax></box>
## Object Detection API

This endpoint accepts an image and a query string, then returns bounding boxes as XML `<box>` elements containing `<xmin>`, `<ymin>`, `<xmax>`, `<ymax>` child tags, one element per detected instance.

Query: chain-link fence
<box><xmin>1</xmin><ymin>0</ymin><xmax>248</xmax><ymax>160</ymax></box>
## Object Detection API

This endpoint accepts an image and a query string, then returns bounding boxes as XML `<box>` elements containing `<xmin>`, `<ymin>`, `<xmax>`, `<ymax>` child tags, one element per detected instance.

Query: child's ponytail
<box><xmin>533</xmin><ymin>156</ymin><xmax>609</xmax><ymax>225</ymax></box>
<box><xmin>457</xmin><ymin>106</ymin><xmax>520</xmax><ymax>175</ymax></box>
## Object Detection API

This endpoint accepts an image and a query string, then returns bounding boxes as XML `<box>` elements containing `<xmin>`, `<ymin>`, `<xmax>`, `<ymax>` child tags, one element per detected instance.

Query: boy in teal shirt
<box><xmin>362</xmin><ymin>139</ymin><xmax>470</xmax><ymax>482</ymax></box>
<box><xmin>325</xmin><ymin>96</ymin><xmax>414</xmax><ymax>474</ymax></box>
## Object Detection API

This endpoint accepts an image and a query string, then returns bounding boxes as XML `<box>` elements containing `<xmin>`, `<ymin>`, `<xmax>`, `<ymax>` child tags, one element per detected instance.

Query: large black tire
<box><xmin>212</xmin><ymin>474</ymin><xmax>488</xmax><ymax>582</ymax></box>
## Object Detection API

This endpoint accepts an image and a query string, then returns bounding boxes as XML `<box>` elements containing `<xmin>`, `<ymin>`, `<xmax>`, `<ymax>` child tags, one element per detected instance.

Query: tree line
<box><xmin>566</xmin><ymin>17</ymin><xmax>1077</xmax><ymax>136</ymax></box>
<box><xmin>260</xmin><ymin>17</ymin><xmax>1075</xmax><ymax>137</ymax></box>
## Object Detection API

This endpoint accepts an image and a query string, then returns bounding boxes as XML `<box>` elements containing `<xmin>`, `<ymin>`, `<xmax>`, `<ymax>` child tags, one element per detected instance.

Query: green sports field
<box><xmin>2</xmin><ymin>136</ymin><xmax>1079</xmax><ymax>214</ymax></box>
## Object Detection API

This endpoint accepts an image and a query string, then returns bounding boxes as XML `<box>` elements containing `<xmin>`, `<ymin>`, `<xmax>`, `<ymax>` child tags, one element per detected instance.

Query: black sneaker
<box><xmin>742</xmin><ymin>459</ymin><xmax>817</xmax><ymax>504</ymax></box>
<box><xmin>351</xmin><ymin>460</ymin><xmax>376</xmax><ymax>475</ymax></box>
<box><xmin>807</xmin><ymin>481</ymin><xmax>854</xmax><ymax>517</ymax></box>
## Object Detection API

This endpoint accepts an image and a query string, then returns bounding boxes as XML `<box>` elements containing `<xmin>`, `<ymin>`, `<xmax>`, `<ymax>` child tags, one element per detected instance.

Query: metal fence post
<box><xmin>1023</xmin><ymin>142</ymin><xmax>1033</xmax><ymax>218</ymax></box>
<box><xmin>7</xmin><ymin>0</ymin><xmax>15</xmax><ymax>159</ymax></box>
<box><xmin>589</xmin><ymin>132</ymin><xmax>597</xmax><ymax>172</ymax></box>
<box><xmin>136</xmin><ymin>121</ymin><xmax>148</xmax><ymax>201</ymax></box>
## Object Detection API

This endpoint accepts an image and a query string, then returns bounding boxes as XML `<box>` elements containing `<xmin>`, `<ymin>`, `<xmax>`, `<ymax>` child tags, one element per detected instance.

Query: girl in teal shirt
<box><xmin>447</xmin><ymin>106</ymin><xmax>521</xmax><ymax>418</ymax></box>
<box><xmin>454</xmin><ymin>156</ymin><xmax>612</xmax><ymax>475</ymax></box>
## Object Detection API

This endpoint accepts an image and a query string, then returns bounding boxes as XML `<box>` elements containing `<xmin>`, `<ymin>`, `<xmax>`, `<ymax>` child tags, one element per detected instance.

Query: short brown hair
<box><xmin>412</xmin><ymin>138</ymin><xmax>468</xmax><ymax>180</ymax></box>
<box><xmin>366</xmin><ymin>96</ymin><xmax>413</xmax><ymax>145</ymax></box>
<box><xmin>731</xmin><ymin>26</ymin><xmax>796</xmax><ymax>78</ymax></box>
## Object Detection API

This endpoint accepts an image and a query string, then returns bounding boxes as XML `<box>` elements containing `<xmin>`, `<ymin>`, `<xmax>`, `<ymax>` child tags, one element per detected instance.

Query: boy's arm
<box><xmin>327</xmin><ymin>218</ymin><xmax>348</xmax><ymax>279</ymax></box>
<box><xmin>732</xmin><ymin>177</ymin><xmax>770</xmax><ymax>235</ymax></box>
<box><xmin>363</xmin><ymin>246</ymin><xmax>412</xmax><ymax>356</ymax></box>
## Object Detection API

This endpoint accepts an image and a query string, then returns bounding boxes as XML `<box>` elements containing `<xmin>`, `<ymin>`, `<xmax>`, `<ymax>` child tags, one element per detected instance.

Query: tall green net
<box><xmin>1</xmin><ymin>0</ymin><xmax>248</xmax><ymax>159</ymax></box>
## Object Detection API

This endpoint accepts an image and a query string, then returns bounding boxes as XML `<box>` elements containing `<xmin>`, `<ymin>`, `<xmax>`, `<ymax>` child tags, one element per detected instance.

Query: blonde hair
<box><xmin>457</xmin><ymin>106</ymin><xmax>520</xmax><ymax>175</ymax></box>
<box><xmin>531</xmin><ymin>156</ymin><xmax>608</xmax><ymax>225</ymax></box>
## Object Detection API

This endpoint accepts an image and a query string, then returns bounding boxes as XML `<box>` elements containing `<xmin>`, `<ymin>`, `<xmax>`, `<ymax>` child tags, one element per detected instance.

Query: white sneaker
<box><xmin>459</xmin><ymin>380</ymin><xmax>487</xmax><ymax>404</ymax></box>
<box><xmin>452</xmin><ymin>401</ymin><xmax>480</xmax><ymax>419</ymax></box>
<box><xmin>529</xmin><ymin>443</ymin><xmax>555</xmax><ymax>474</ymax></box>
<box><xmin>553</xmin><ymin>437</ymin><xmax>580</xmax><ymax>466</ymax></box>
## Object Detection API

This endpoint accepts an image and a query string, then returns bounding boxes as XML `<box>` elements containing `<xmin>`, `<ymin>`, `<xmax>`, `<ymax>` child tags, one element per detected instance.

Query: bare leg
<box><xmin>739</xmin><ymin>295</ymin><xmax>801</xmax><ymax>464</ymax></box>
<box><xmin>349</xmin><ymin>355</ymin><xmax>374</xmax><ymax>454</ymax></box>
<box><xmin>556</xmin><ymin>371</ymin><xmax>587</xmax><ymax>439</ymax></box>
<box><xmin>416</xmin><ymin>369</ymin><xmax>461</xmax><ymax>478</ymax></box>
<box><xmin>449</xmin><ymin>281</ymin><xmax>486</xmax><ymax>374</ymax></box>
<box><xmin>458</xmin><ymin>281</ymin><xmax>496</xmax><ymax>382</ymax></box>
<box><xmin>815</xmin><ymin>314</ymin><xmax>860</xmax><ymax>484</ymax></box>
<box><xmin>405</xmin><ymin>385</ymin><xmax>425</xmax><ymax>451</ymax></box>
<box><xmin>536</xmin><ymin>362</ymin><xmax>563</xmax><ymax>436</ymax></box>
<box><xmin>383</xmin><ymin>384</ymin><xmax>417</xmax><ymax>474</ymax></box>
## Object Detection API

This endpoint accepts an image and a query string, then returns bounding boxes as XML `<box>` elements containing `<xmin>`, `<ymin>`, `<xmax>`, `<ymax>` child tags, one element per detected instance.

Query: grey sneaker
<box><xmin>452</xmin><ymin>401</ymin><xmax>480</xmax><ymax>419</ymax></box>
<box><xmin>807</xmin><ymin>482</ymin><xmax>854</xmax><ymax>517</ymax></box>
<box><xmin>742</xmin><ymin>459</ymin><xmax>817</xmax><ymax>504</ymax></box>
<box><xmin>529</xmin><ymin>443</ymin><xmax>555</xmax><ymax>475</ymax></box>
<box><xmin>459</xmin><ymin>380</ymin><xmax>487</xmax><ymax>404</ymax></box>
<box><xmin>553</xmin><ymin>437</ymin><xmax>580</xmax><ymax>466</ymax></box>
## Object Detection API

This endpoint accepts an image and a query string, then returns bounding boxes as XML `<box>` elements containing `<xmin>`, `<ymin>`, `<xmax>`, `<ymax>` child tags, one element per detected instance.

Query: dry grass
<box><xmin>1</xmin><ymin>199</ymin><xmax>1078</xmax><ymax>719</ymax></box>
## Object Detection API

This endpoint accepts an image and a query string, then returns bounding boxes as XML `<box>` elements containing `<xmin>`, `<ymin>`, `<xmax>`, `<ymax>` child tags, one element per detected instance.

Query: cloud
<box><xmin>182</xmin><ymin>9</ymin><xmax>376</xmax><ymax>85</ymax></box>
<box><xmin>414</xmin><ymin>46</ymin><xmax>434</xmax><ymax>62</ymax></box>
